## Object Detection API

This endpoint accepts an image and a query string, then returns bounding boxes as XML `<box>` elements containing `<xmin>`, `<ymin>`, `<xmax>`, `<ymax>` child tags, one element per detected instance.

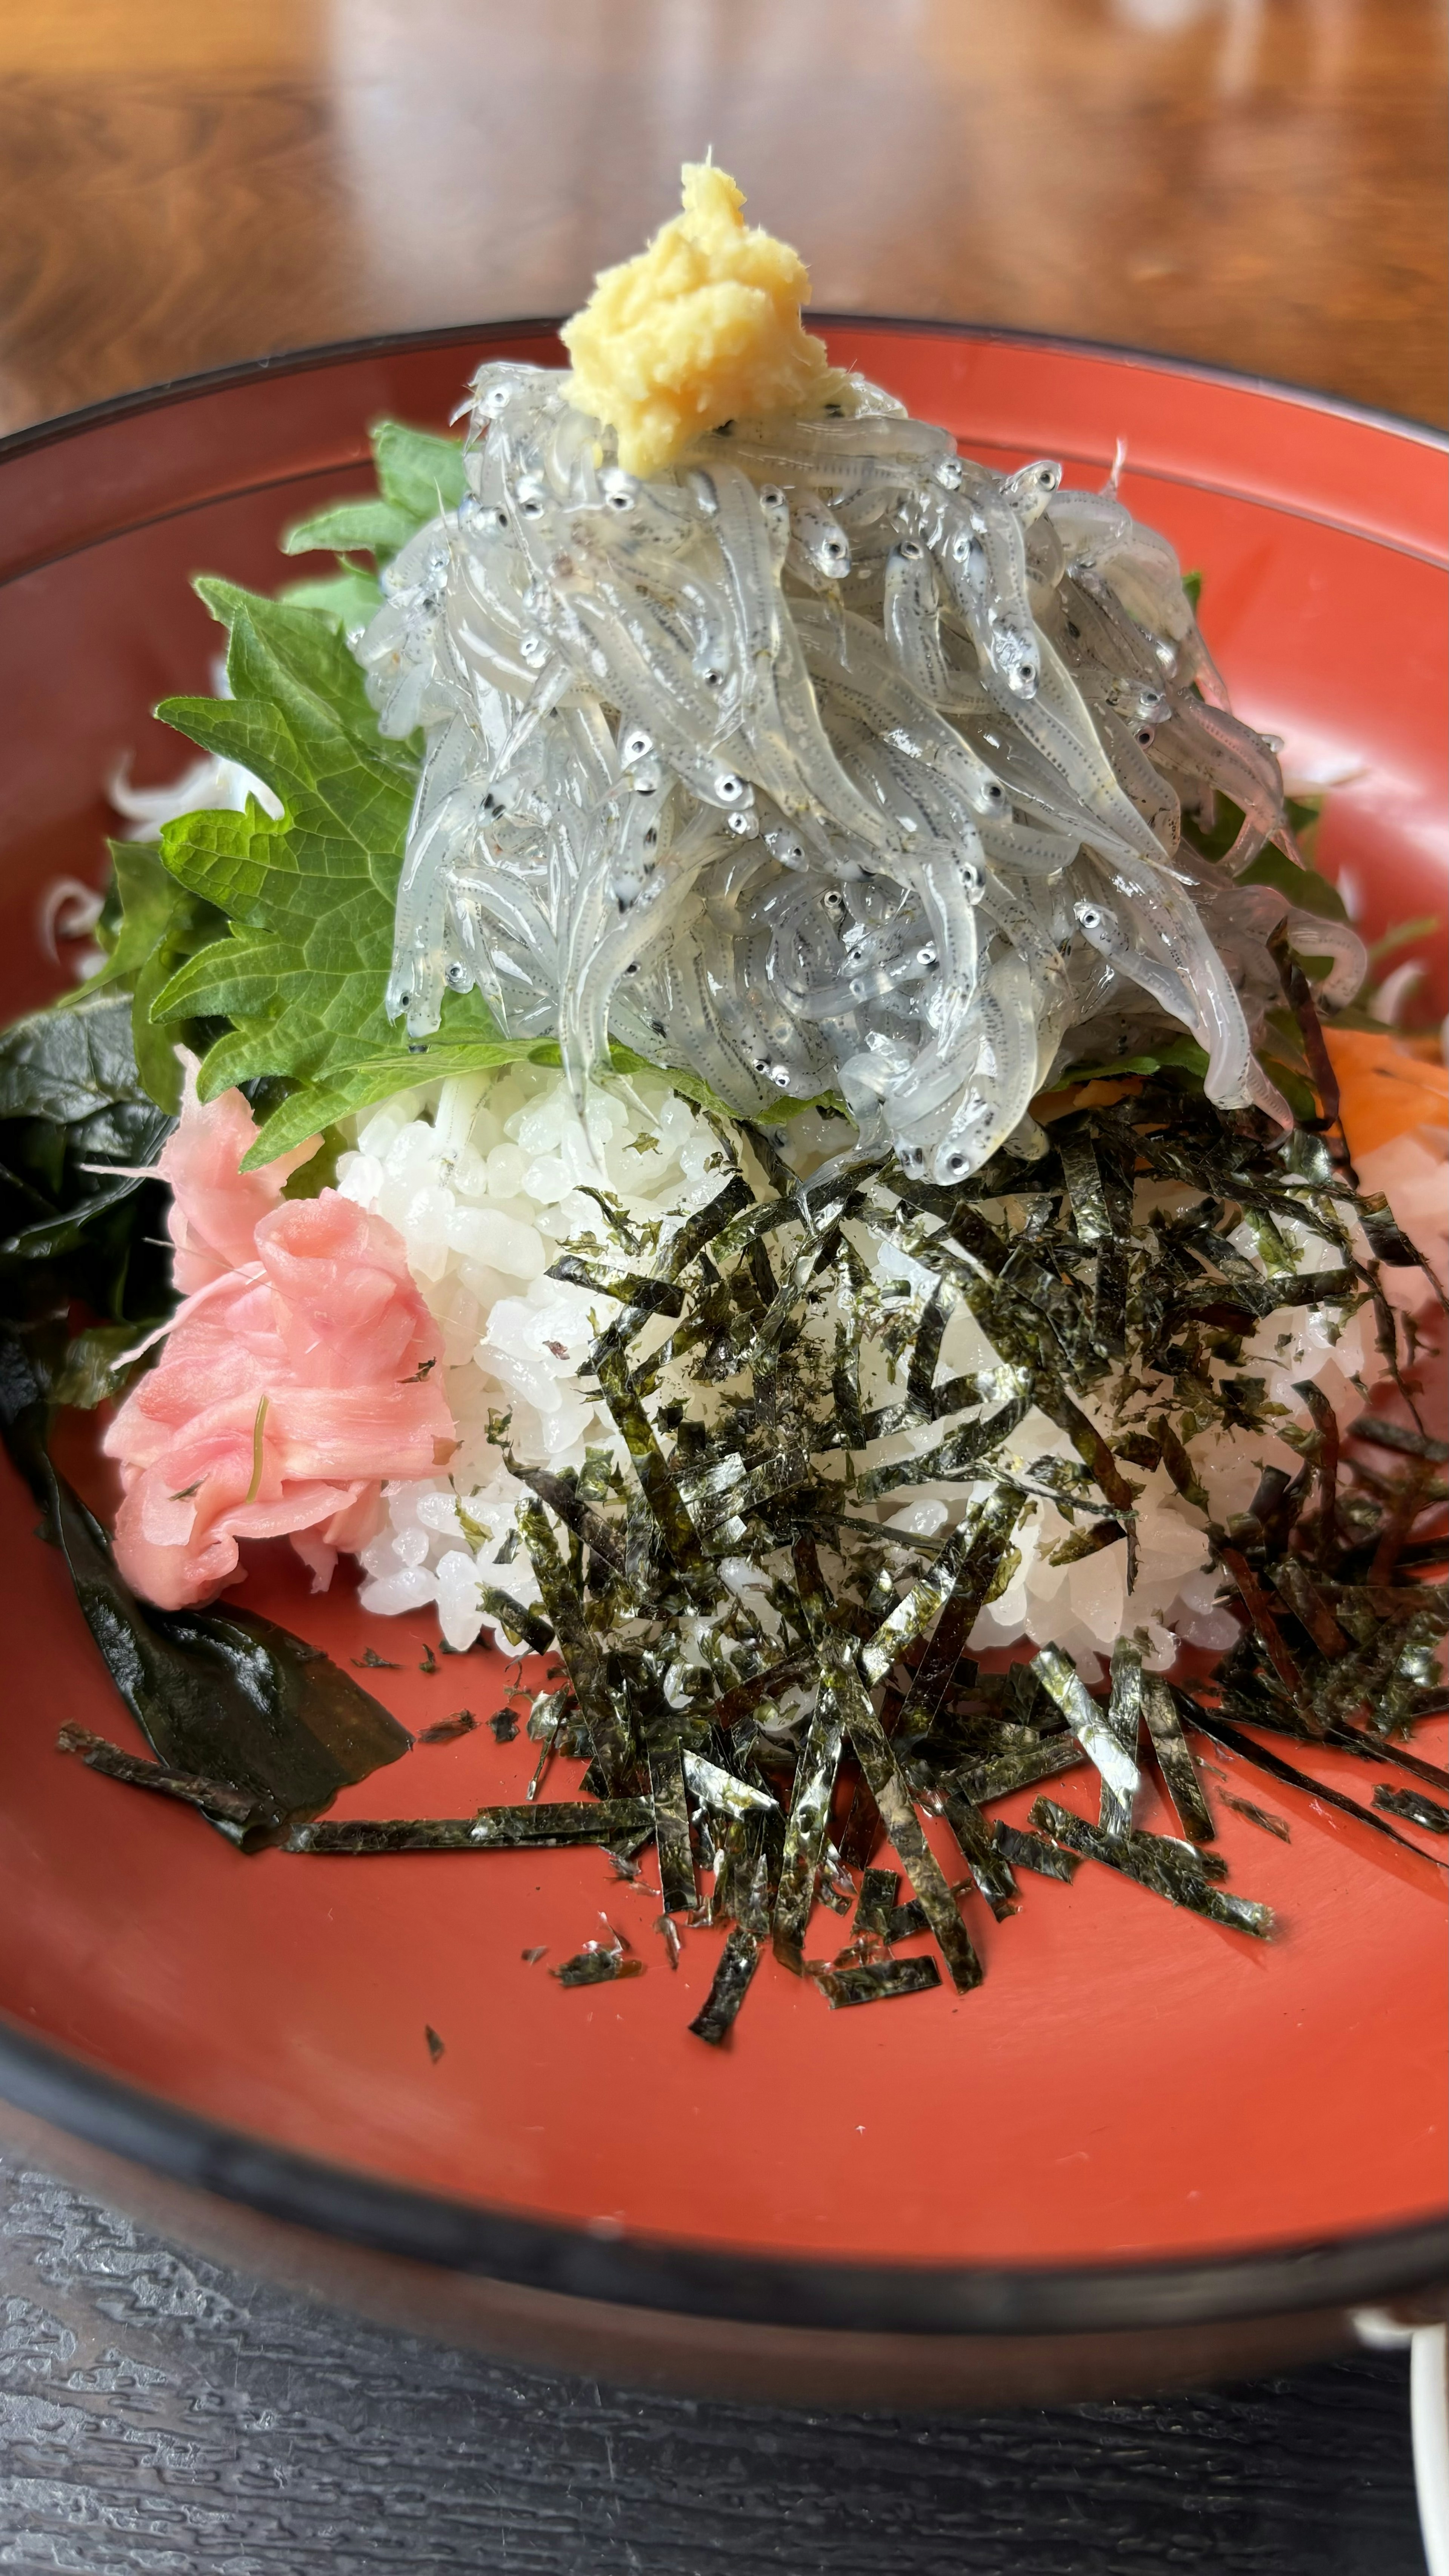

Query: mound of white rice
<box><xmin>332</xmin><ymin>1065</ymin><xmax>1440</xmax><ymax>1685</ymax></box>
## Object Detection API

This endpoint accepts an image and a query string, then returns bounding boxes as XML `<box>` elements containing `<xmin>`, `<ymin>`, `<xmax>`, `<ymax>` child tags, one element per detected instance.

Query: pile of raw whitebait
<box><xmin>360</xmin><ymin>362</ymin><xmax>1367</xmax><ymax>1180</ymax></box>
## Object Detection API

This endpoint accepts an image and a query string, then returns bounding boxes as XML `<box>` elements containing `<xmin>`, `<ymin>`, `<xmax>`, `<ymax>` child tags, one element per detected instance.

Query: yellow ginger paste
<box><xmin>561</xmin><ymin>163</ymin><xmax>830</xmax><ymax>478</ymax></box>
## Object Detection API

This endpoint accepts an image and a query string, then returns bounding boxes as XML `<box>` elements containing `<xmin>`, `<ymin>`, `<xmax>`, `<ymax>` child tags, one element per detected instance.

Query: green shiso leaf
<box><xmin>1052</xmin><ymin>1033</ymin><xmax>1211</xmax><ymax>1087</ymax></box>
<box><xmin>54</xmin><ymin>841</ymin><xmax>229</xmax><ymax>1113</ymax></box>
<box><xmin>149</xmin><ymin>580</ymin><xmax>529</xmax><ymax>1168</ymax></box>
<box><xmin>370</xmin><ymin>418</ymin><xmax>469</xmax><ymax>521</ymax></box>
<box><xmin>281</xmin><ymin>419</ymin><xmax>465</xmax><ymax>568</ymax></box>
<box><xmin>281</xmin><ymin>497</ymin><xmax>421</xmax><ymax>560</ymax></box>
<box><xmin>135</xmin><ymin>574</ymin><xmax>840</xmax><ymax>1167</ymax></box>
<box><xmin>276</xmin><ymin>567</ymin><xmax>385</xmax><ymax>631</ymax></box>
<box><xmin>1238</xmin><ymin>841</ymin><xmax>1349</xmax><ymax>924</ymax></box>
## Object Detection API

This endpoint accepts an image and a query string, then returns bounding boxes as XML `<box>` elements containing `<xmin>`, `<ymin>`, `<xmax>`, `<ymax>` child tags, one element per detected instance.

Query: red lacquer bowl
<box><xmin>0</xmin><ymin>323</ymin><xmax>1443</xmax><ymax>2404</ymax></box>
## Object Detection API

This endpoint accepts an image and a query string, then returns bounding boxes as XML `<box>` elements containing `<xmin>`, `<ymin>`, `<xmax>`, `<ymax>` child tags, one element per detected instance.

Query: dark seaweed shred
<box><xmin>419</xmin><ymin>1710</ymin><xmax>479</xmax><ymax>1745</ymax></box>
<box><xmin>812</xmin><ymin>1956</ymin><xmax>942</xmax><ymax>2008</ymax></box>
<box><xmin>553</xmin><ymin>1946</ymin><xmax>645</xmax><ymax>1987</ymax></box>
<box><xmin>1373</xmin><ymin>1783</ymin><xmax>1449</xmax><ymax>1834</ymax></box>
<box><xmin>689</xmin><ymin>1924</ymin><xmax>762</xmax><ymax>2042</ymax></box>
<box><xmin>15</xmin><ymin>1062</ymin><xmax>1446</xmax><ymax>2042</ymax></box>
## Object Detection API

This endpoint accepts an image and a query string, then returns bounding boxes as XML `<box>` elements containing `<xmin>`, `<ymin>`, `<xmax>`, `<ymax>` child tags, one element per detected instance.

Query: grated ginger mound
<box><xmin>561</xmin><ymin>162</ymin><xmax>831</xmax><ymax>478</ymax></box>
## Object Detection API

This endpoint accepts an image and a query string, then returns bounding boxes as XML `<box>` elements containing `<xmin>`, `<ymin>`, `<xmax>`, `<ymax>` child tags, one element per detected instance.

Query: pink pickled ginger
<box><xmin>105</xmin><ymin>1070</ymin><xmax>454</xmax><ymax>1609</ymax></box>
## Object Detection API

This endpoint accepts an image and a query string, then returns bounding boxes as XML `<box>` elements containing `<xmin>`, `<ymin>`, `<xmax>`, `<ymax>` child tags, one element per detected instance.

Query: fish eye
<box><xmin>446</xmin><ymin>962</ymin><xmax>470</xmax><ymax>989</ymax></box>
<box><xmin>900</xmin><ymin>540</ymin><xmax>924</xmax><ymax>560</ymax></box>
<box><xmin>761</xmin><ymin>485</ymin><xmax>786</xmax><ymax>508</ymax></box>
<box><xmin>622</xmin><ymin>728</ymin><xmax>652</xmax><ymax>761</ymax></box>
<box><xmin>715</xmin><ymin>770</ymin><xmax>747</xmax><ymax>803</ymax></box>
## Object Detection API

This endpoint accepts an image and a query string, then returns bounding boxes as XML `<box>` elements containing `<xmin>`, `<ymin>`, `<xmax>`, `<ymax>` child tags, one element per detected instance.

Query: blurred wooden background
<box><xmin>0</xmin><ymin>0</ymin><xmax>1444</xmax><ymax>435</ymax></box>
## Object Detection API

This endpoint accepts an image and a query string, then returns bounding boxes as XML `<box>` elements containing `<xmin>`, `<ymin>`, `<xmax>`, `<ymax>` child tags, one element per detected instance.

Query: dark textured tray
<box><xmin>0</xmin><ymin>2142</ymin><xmax>1426</xmax><ymax>2573</ymax></box>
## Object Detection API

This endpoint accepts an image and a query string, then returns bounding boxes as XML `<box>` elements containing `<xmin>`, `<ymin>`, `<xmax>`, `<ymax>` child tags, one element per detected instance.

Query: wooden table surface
<box><xmin>0</xmin><ymin>0</ymin><xmax>1443</xmax><ymax>437</ymax></box>
<box><xmin>0</xmin><ymin>2144</ymin><xmax>1430</xmax><ymax>2575</ymax></box>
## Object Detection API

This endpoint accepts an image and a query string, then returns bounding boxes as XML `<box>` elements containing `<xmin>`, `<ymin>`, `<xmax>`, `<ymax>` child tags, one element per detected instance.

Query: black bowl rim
<box><xmin>0</xmin><ymin>312</ymin><xmax>1444</xmax><ymax>469</ymax></box>
<box><xmin>0</xmin><ymin>317</ymin><xmax>1444</xmax><ymax>2339</ymax></box>
<box><xmin>0</xmin><ymin>2012</ymin><xmax>1443</xmax><ymax>2336</ymax></box>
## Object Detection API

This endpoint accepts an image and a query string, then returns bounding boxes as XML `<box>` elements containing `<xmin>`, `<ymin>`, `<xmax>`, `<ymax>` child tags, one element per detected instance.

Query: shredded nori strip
<box><xmin>21</xmin><ymin>1055</ymin><xmax>1446</xmax><ymax>2049</ymax></box>
<box><xmin>1033</xmin><ymin>1643</ymin><xmax>1141</xmax><ymax>1805</ymax></box>
<box><xmin>1029</xmin><ymin>1798</ymin><xmax>1274</xmax><ymax>1937</ymax></box>
<box><xmin>992</xmin><ymin>1821</ymin><xmax>1081</xmax><ymax>1883</ymax></box>
<box><xmin>553</xmin><ymin>1947</ymin><xmax>645</xmax><ymax>1986</ymax></box>
<box><xmin>947</xmin><ymin>1733</ymin><xmax>1089</xmax><ymax>1805</ymax></box>
<box><xmin>772</xmin><ymin>1680</ymin><xmax>843</xmax><ymax>1969</ymax></box>
<box><xmin>1347</xmin><ymin>1414</ymin><xmax>1449</xmax><ymax>1464</ymax></box>
<box><xmin>689</xmin><ymin>1924</ymin><xmax>763</xmax><ymax>2043</ymax></box>
<box><xmin>938</xmin><ymin>1789</ymin><xmax>1018</xmax><ymax>1918</ymax></box>
<box><xmin>473</xmin><ymin>1583</ymin><xmax>554</xmax><ymax>1653</ymax></box>
<box><xmin>55</xmin><ymin>1723</ymin><xmax>274</xmax><ymax>1846</ymax></box>
<box><xmin>891</xmin><ymin>1489</ymin><xmax>1026</xmax><ymax>1746</ymax></box>
<box><xmin>1221</xmin><ymin>1792</ymin><xmax>1291</xmax><ymax>1841</ymax></box>
<box><xmin>1100</xmin><ymin>1642</ymin><xmax>1144</xmax><ymax>1839</ymax></box>
<box><xmin>517</xmin><ymin>1499</ymin><xmax>633</xmax><ymax>1787</ymax></box>
<box><xmin>852</xmin><ymin>1866</ymin><xmax>898</xmax><ymax>1940</ymax></box>
<box><xmin>1373</xmin><ymin>1783</ymin><xmax>1449</xmax><ymax>1835</ymax></box>
<box><xmin>288</xmin><ymin>1800</ymin><xmax>653</xmax><ymax>1853</ymax></box>
<box><xmin>1142</xmin><ymin>1674</ymin><xmax>1216</xmax><ymax>1844</ymax></box>
<box><xmin>648</xmin><ymin>1734</ymin><xmax>696</xmax><ymax>1918</ymax></box>
<box><xmin>835</xmin><ymin>1672</ymin><xmax>983</xmax><ymax>1994</ymax></box>
<box><xmin>813</xmin><ymin>1956</ymin><xmax>942</xmax><ymax>2008</ymax></box>
<box><xmin>546</xmin><ymin>1256</ymin><xmax>686</xmax><ymax>1319</ymax></box>
<box><xmin>1178</xmin><ymin>1707</ymin><xmax>1449</xmax><ymax>1872</ymax></box>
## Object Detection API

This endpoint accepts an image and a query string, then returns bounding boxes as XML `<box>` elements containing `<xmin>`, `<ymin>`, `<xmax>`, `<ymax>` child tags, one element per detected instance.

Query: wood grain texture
<box><xmin>0</xmin><ymin>0</ymin><xmax>1442</xmax><ymax>436</ymax></box>
<box><xmin>0</xmin><ymin>2147</ymin><xmax>1429</xmax><ymax>2573</ymax></box>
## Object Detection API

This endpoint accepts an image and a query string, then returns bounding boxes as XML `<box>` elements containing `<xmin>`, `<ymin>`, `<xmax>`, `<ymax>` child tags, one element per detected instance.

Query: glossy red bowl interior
<box><xmin>0</xmin><ymin>324</ymin><xmax>1444</xmax><ymax>2334</ymax></box>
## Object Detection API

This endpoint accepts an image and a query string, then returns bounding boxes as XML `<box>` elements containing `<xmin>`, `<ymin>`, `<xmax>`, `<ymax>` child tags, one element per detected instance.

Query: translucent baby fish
<box><xmin>360</xmin><ymin>354</ymin><xmax>1339</xmax><ymax>1184</ymax></box>
<box><xmin>1002</xmin><ymin>460</ymin><xmax>1063</xmax><ymax>527</ymax></box>
<box><xmin>1158</xmin><ymin>692</ymin><xmax>1295</xmax><ymax>867</ymax></box>
<box><xmin>787</xmin><ymin>490</ymin><xmax>852</xmax><ymax>586</ymax></box>
<box><xmin>793</xmin><ymin>603</ymin><xmax>1009</xmax><ymax>820</ymax></box>
<box><xmin>883</xmin><ymin>542</ymin><xmax>993</xmax><ymax>715</ymax></box>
